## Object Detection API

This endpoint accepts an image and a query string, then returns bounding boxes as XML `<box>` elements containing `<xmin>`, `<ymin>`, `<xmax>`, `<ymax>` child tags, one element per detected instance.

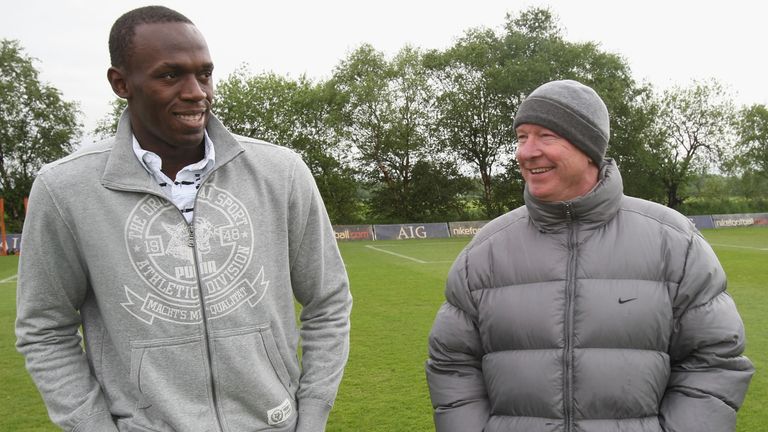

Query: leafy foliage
<box><xmin>0</xmin><ymin>39</ymin><xmax>81</xmax><ymax>231</ymax></box>
<box><xmin>733</xmin><ymin>104</ymin><xmax>768</xmax><ymax>177</ymax></box>
<box><xmin>367</xmin><ymin>159</ymin><xmax>473</xmax><ymax>223</ymax></box>
<box><xmin>680</xmin><ymin>172</ymin><xmax>768</xmax><ymax>215</ymax></box>
<box><xmin>425</xmin><ymin>27</ymin><xmax>513</xmax><ymax>218</ymax></box>
<box><xmin>649</xmin><ymin>80</ymin><xmax>736</xmax><ymax>209</ymax></box>
<box><xmin>89</xmin><ymin>7</ymin><xmax>760</xmax><ymax>223</ymax></box>
<box><xmin>424</xmin><ymin>7</ymin><xmax>649</xmax><ymax>218</ymax></box>
<box><xmin>332</xmin><ymin>45</ymin><xmax>448</xmax><ymax>221</ymax></box>
<box><xmin>92</xmin><ymin>97</ymin><xmax>127</xmax><ymax>140</ymax></box>
<box><xmin>216</xmin><ymin>67</ymin><xmax>362</xmax><ymax>223</ymax></box>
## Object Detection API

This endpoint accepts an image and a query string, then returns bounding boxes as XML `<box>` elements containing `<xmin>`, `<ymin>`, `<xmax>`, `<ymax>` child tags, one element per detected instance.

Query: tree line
<box><xmin>3</xmin><ymin>8</ymin><xmax>767</xmax><ymax>231</ymax></box>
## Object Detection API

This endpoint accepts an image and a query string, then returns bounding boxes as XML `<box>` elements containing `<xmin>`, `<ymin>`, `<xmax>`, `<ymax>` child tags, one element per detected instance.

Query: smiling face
<box><xmin>515</xmin><ymin>123</ymin><xmax>599</xmax><ymax>202</ymax></box>
<box><xmin>108</xmin><ymin>21</ymin><xmax>213</xmax><ymax>160</ymax></box>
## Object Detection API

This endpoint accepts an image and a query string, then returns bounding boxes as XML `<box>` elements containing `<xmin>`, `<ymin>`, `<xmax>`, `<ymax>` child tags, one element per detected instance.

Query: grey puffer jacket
<box><xmin>426</xmin><ymin>160</ymin><xmax>753</xmax><ymax>432</ymax></box>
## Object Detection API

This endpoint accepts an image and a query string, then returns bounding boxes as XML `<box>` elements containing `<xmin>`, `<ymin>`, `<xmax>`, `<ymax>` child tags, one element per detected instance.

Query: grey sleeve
<box><xmin>287</xmin><ymin>158</ymin><xmax>352</xmax><ymax>432</ymax></box>
<box><xmin>426</xmin><ymin>251</ymin><xmax>490</xmax><ymax>432</ymax></box>
<box><xmin>660</xmin><ymin>233</ymin><xmax>754</xmax><ymax>432</ymax></box>
<box><xmin>15</xmin><ymin>176</ymin><xmax>118</xmax><ymax>431</ymax></box>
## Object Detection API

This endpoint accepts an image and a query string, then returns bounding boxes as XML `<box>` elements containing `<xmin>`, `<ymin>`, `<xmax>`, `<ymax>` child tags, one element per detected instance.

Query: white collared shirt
<box><xmin>132</xmin><ymin>132</ymin><xmax>215</xmax><ymax>223</ymax></box>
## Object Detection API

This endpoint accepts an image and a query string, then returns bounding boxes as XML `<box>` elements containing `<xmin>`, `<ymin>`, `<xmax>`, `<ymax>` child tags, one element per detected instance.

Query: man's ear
<box><xmin>107</xmin><ymin>67</ymin><xmax>129</xmax><ymax>98</ymax></box>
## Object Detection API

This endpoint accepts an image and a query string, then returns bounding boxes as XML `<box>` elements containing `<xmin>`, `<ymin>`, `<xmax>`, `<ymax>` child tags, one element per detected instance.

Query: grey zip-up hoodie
<box><xmin>16</xmin><ymin>110</ymin><xmax>352</xmax><ymax>432</ymax></box>
<box><xmin>426</xmin><ymin>161</ymin><xmax>753</xmax><ymax>431</ymax></box>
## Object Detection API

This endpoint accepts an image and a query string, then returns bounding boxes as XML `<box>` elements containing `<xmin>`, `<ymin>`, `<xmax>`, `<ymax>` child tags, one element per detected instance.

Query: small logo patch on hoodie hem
<box><xmin>267</xmin><ymin>399</ymin><xmax>293</xmax><ymax>425</ymax></box>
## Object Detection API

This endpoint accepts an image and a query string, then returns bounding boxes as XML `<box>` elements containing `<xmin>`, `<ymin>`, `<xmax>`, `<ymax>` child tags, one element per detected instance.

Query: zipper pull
<box><xmin>564</xmin><ymin>203</ymin><xmax>573</xmax><ymax>221</ymax></box>
<box><xmin>187</xmin><ymin>225</ymin><xmax>195</xmax><ymax>248</ymax></box>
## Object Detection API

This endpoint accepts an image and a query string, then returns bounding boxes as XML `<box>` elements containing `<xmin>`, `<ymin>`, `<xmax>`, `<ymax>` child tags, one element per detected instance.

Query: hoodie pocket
<box><xmin>129</xmin><ymin>335</ymin><xmax>218</xmax><ymax>432</ymax></box>
<box><xmin>210</xmin><ymin>325</ymin><xmax>296</xmax><ymax>431</ymax></box>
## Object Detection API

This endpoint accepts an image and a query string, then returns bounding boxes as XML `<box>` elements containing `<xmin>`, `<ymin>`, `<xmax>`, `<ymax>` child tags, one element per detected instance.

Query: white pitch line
<box><xmin>364</xmin><ymin>245</ymin><xmax>428</xmax><ymax>263</ymax></box>
<box><xmin>710</xmin><ymin>243</ymin><xmax>768</xmax><ymax>251</ymax></box>
<box><xmin>0</xmin><ymin>274</ymin><xmax>18</xmax><ymax>284</ymax></box>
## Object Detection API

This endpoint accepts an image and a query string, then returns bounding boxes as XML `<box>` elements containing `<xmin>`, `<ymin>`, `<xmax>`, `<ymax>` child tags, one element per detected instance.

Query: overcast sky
<box><xmin>2</xmin><ymin>0</ymin><xmax>766</xmax><ymax>133</ymax></box>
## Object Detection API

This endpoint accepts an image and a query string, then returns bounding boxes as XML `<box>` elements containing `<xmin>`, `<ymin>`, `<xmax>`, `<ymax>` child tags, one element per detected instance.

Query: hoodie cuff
<box><xmin>296</xmin><ymin>398</ymin><xmax>333</xmax><ymax>432</ymax></box>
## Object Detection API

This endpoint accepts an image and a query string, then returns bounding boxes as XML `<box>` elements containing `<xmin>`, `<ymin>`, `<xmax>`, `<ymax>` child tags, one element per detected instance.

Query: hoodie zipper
<box><xmin>187</xmin><ymin>178</ymin><xmax>227</xmax><ymax>432</ymax></box>
<box><xmin>111</xmin><ymin>184</ymin><xmax>226</xmax><ymax>431</ymax></box>
<box><xmin>104</xmin><ymin>138</ymin><xmax>244</xmax><ymax>432</ymax></box>
<box><xmin>563</xmin><ymin>203</ymin><xmax>577</xmax><ymax>432</ymax></box>
<box><xmin>111</xmin><ymin>186</ymin><xmax>224</xmax><ymax>431</ymax></box>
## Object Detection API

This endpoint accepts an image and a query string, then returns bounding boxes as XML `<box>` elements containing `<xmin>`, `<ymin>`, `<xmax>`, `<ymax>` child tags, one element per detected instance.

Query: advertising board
<box><xmin>373</xmin><ymin>223</ymin><xmax>450</xmax><ymax>240</ymax></box>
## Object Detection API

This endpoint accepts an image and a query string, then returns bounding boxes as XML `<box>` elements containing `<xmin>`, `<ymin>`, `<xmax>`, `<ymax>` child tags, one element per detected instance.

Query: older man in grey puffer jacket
<box><xmin>426</xmin><ymin>79</ymin><xmax>754</xmax><ymax>432</ymax></box>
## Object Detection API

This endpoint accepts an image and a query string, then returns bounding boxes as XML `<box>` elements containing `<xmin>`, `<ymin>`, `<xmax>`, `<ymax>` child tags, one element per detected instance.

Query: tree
<box><xmin>408</xmin><ymin>160</ymin><xmax>474</xmax><ymax>222</ymax></box>
<box><xmin>214</xmin><ymin>68</ymin><xmax>300</xmax><ymax>143</ymax></box>
<box><xmin>93</xmin><ymin>97</ymin><xmax>127</xmax><ymax>139</ymax></box>
<box><xmin>503</xmin><ymin>8</ymin><xmax>663</xmax><ymax>203</ymax></box>
<box><xmin>369</xmin><ymin>159</ymin><xmax>473</xmax><ymax>223</ymax></box>
<box><xmin>426</xmin><ymin>27</ymin><xmax>513</xmax><ymax>218</ymax></box>
<box><xmin>0</xmin><ymin>39</ymin><xmax>81</xmax><ymax>231</ymax></box>
<box><xmin>215</xmin><ymin>67</ymin><xmax>362</xmax><ymax>223</ymax></box>
<box><xmin>491</xmin><ymin>160</ymin><xmax>525</xmax><ymax>213</ymax></box>
<box><xmin>426</xmin><ymin>7</ymin><xmax>647</xmax><ymax>217</ymax></box>
<box><xmin>649</xmin><ymin>80</ymin><xmax>736</xmax><ymax>209</ymax></box>
<box><xmin>332</xmin><ymin>45</ymin><xmax>440</xmax><ymax>222</ymax></box>
<box><xmin>729</xmin><ymin>171</ymin><xmax>768</xmax><ymax>211</ymax></box>
<box><xmin>601</xmin><ymin>84</ymin><xmax>666</xmax><ymax>202</ymax></box>
<box><xmin>733</xmin><ymin>104</ymin><xmax>768</xmax><ymax>177</ymax></box>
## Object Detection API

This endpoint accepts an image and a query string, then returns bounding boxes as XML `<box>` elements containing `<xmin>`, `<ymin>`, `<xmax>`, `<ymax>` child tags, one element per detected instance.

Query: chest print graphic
<box><xmin>121</xmin><ymin>184</ymin><xmax>269</xmax><ymax>325</ymax></box>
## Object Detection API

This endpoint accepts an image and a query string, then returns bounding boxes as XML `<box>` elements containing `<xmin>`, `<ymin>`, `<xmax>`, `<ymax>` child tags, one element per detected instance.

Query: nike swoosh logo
<box><xmin>618</xmin><ymin>297</ymin><xmax>637</xmax><ymax>304</ymax></box>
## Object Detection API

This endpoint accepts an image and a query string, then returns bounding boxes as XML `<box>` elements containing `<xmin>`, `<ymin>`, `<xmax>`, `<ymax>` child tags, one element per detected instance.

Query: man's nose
<box><xmin>516</xmin><ymin>139</ymin><xmax>541</xmax><ymax>160</ymax></box>
<box><xmin>180</xmin><ymin>75</ymin><xmax>207</xmax><ymax>101</ymax></box>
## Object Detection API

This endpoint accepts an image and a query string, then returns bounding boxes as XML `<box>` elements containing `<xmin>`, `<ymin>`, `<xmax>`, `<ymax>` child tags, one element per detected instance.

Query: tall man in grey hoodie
<box><xmin>426</xmin><ymin>79</ymin><xmax>753</xmax><ymax>431</ymax></box>
<box><xmin>16</xmin><ymin>6</ymin><xmax>351</xmax><ymax>432</ymax></box>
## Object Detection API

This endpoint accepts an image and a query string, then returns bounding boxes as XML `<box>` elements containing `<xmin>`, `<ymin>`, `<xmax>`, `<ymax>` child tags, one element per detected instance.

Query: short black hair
<box><xmin>109</xmin><ymin>5</ymin><xmax>194</xmax><ymax>68</ymax></box>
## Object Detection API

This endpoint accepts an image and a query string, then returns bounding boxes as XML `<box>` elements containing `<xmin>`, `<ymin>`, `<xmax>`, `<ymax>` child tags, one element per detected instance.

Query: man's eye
<box><xmin>161</xmin><ymin>72</ymin><xmax>177</xmax><ymax>79</ymax></box>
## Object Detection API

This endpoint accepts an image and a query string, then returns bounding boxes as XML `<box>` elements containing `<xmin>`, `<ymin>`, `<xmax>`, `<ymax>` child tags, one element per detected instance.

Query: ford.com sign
<box><xmin>374</xmin><ymin>223</ymin><xmax>450</xmax><ymax>240</ymax></box>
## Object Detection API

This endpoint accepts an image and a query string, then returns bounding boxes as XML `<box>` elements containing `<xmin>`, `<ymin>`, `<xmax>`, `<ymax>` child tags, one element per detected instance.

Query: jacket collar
<box><xmin>101</xmin><ymin>108</ymin><xmax>244</xmax><ymax>192</ymax></box>
<box><xmin>524</xmin><ymin>159</ymin><xmax>623</xmax><ymax>233</ymax></box>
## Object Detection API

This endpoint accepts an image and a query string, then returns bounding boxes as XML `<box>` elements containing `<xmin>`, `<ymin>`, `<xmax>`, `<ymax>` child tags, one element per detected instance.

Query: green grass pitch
<box><xmin>1</xmin><ymin>228</ymin><xmax>765</xmax><ymax>431</ymax></box>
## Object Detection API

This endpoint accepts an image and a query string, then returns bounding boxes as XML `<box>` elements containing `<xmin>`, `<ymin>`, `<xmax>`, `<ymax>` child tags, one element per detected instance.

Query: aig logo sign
<box><xmin>397</xmin><ymin>225</ymin><xmax>426</xmax><ymax>239</ymax></box>
<box><xmin>373</xmin><ymin>223</ymin><xmax>450</xmax><ymax>241</ymax></box>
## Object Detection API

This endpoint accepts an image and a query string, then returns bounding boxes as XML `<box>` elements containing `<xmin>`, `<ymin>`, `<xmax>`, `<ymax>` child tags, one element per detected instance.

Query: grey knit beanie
<box><xmin>513</xmin><ymin>79</ymin><xmax>610</xmax><ymax>165</ymax></box>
